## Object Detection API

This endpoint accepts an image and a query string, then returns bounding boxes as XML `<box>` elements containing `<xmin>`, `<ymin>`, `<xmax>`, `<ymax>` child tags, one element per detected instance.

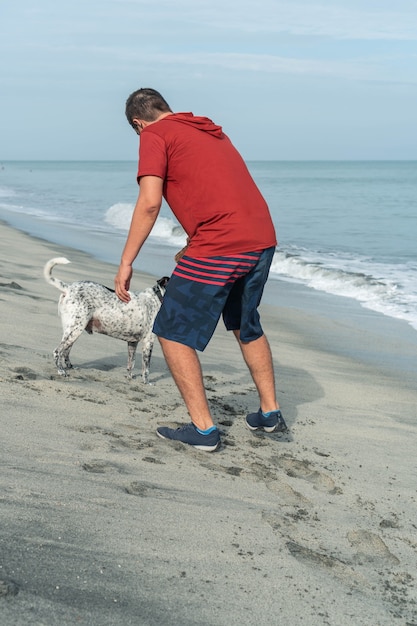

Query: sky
<box><xmin>1</xmin><ymin>0</ymin><xmax>417</xmax><ymax>161</ymax></box>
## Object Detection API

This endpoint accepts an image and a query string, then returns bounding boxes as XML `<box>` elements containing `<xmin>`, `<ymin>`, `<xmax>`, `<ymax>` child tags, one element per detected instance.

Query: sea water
<box><xmin>1</xmin><ymin>160</ymin><xmax>416</xmax><ymax>334</ymax></box>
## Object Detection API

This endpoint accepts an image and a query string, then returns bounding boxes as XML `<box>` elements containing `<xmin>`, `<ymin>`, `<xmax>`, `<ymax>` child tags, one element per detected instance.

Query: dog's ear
<box><xmin>158</xmin><ymin>276</ymin><xmax>170</xmax><ymax>288</ymax></box>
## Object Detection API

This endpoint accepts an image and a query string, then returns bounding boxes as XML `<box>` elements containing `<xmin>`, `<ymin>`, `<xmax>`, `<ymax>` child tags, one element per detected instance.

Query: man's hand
<box><xmin>115</xmin><ymin>263</ymin><xmax>133</xmax><ymax>302</ymax></box>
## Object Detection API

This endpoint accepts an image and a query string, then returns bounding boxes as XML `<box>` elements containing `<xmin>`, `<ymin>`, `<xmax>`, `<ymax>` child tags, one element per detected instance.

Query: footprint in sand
<box><xmin>347</xmin><ymin>529</ymin><xmax>400</xmax><ymax>565</ymax></box>
<box><xmin>247</xmin><ymin>460</ymin><xmax>312</xmax><ymax>506</ymax></box>
<box><xmin>265</xmin><ymin>479</ymin><xmax>311</xmax><ymax>506</ymax></box>
<box><xmin>142</xmin><ymin>456</ymin><xmax>165</xmax><ymax>465</ymax></box>
<box><xmin>82</xmin><ymin>460</ymin><xmax>122</xmax><ymax>474</ymax></box>
<box><xmin>124</xmin><ymin>480</ymin><xmax>175</xmax><ymax>498</ymax></box>
<box><xmin>12</xmin><ymin>366</ymin><xmax>37</xmax><ymax>380</ymax></box>
<box><xmin>125</xmin><ymin>481</ymin><xmax>152</xmax><ymax>496</ymax></box>
<box><xmin>270</xmin><ymin>454</ymin><xmax>339</xmax><ymax>493</ymax></box>
<box><xmin>286</xmin><ymin>540</ymin><xmax>368</xmax><ymax>588</ymax></box>
<box><xmin>0</xmin><ymin>579</ymin><xmax>19</xmax><ymax>597</ymax></box>
<box><xmin>262</xmin><ymin>508</ymin><xmax>311</xmax><ymax>536</ymax></box>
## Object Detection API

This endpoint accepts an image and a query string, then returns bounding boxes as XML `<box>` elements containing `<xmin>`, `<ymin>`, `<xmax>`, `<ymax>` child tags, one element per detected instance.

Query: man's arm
<box><xmin>114</xmin><ymin>175</ymin><xmax>163</xmax><ymax>302</ymax></box>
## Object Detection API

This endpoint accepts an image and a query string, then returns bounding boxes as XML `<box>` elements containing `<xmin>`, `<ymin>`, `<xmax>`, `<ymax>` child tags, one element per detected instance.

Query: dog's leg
<box><xmin>54</xmin><ymin>326</ymin><xmax>85</xmax><ymax>376</ymax></box>
<box><xmin>126</xmin><ymin>341</ymin><xmax>138</xmax><ymax>379</ymax></box>
<box><xmin>63</xmin><ymin>348</ymin><xmax>73</xmax><ymax>370</ymax></box>
<box><xmin>141</xmin><ymin>332</ymin><xmax>155</xmax><ymax>384</ymax></box>
<box><xmin>54</xmin><ymin>346</ymin><xmax>70</xmax><ymax>376</ymax></box>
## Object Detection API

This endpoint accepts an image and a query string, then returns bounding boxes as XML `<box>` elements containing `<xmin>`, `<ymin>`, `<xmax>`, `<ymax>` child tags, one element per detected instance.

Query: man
<box><xmin>114</xmin><ymin>88</ymin><xmax>287</xmax><ymax>452</ymax></box>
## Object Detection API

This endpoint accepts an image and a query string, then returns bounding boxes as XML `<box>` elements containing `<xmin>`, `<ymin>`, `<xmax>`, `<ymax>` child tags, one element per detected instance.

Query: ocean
<box><xmin>1</xmin><ymin>160</ymin><xmax>417</xmax><ymax>336</ymax></box>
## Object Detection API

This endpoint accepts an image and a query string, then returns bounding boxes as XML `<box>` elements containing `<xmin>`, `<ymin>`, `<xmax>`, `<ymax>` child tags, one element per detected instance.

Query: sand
<box><xmin>1</xmin><ymin>220</ymin><xmax>416</xmax><ymax>625</ymax></box>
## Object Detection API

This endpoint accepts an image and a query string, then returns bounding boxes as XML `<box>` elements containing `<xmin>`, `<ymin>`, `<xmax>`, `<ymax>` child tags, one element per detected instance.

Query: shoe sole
<box><xmin>156</xmin><ymin>429</ymin><xmax>220</xmax><ymax>452</ymax></box>
<box><xmin>245</xmin><ymin>420</ymin><xmax>277</xmax><ymax>433</ymax></box>
<box><xmin>246</xmin><ymin>419</ymin><xmax>289</xmax><ymax>433</ymax></box>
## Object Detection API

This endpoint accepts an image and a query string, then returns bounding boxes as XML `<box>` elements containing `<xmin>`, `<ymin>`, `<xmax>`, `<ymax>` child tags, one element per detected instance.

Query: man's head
<box><xmin>125</xmin><ymin>88</ymin><xmax>172</xmax><ymax>134</ymax></box>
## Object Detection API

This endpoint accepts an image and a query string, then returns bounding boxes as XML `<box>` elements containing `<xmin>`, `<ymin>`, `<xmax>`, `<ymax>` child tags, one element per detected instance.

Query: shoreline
<box><xmin>1</xmin><ymin>220</ymin><xmax>417</xmax><ymax>625</ymax></box>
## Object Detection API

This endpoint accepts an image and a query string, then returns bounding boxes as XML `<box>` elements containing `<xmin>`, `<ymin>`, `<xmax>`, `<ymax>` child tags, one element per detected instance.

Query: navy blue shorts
<box><xmin>153</xmin><ymin>247</ymin><xmax>275</xmax><ymax>351</ymax></box>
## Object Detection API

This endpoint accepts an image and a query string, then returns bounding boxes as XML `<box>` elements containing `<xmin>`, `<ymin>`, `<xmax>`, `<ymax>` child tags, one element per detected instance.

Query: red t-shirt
<box><xmin>137</xmin><ymin>112</ymin><xmax>277</xmax><ymax>257</ymax></box>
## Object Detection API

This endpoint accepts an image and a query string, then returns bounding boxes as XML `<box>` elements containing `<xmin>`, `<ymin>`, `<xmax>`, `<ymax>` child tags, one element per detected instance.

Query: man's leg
<box><xmin>158</xmin><ymin>337</ymin><xmax>215</xmax><ymax>431</ymax></box>
<box><xmin>233</xmin><ymin>330</ymin><xmax>280</xmax><ymax>413</ymax></box>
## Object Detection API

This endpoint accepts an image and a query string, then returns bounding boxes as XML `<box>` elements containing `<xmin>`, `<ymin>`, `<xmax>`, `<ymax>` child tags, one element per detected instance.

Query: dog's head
<box><xmin>153</xmin><ymin>276</ymin><xmax>170</xmax><ymax>302</ymax></box>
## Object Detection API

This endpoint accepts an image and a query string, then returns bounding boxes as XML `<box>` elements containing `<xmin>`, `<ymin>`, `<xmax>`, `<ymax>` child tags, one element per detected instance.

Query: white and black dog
<box><xmin>44</xmin><ymin>257</ymin><xmax>169</xmax><ymax>382</ymax></box>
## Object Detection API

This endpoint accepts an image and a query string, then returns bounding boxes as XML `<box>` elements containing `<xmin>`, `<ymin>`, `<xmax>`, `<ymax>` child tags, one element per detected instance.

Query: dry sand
<box><xmin>1</xmin><ymin>220</ymin><xmax>416</xmax><ymax>625</ymax></box>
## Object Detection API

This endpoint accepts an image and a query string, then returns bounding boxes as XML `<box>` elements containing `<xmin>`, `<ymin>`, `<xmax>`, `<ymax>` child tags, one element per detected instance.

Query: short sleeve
<box><xmin>137</xmin><ymin>131</ymin><xmax>167</xmax><ymax>182</ymax></box>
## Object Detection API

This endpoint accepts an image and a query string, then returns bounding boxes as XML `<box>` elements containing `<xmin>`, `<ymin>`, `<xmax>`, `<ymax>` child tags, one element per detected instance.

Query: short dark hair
<box><xmin>125</xmin><ymin>88</ymin><xmax>172</xmax><ymax>127</ymax></box>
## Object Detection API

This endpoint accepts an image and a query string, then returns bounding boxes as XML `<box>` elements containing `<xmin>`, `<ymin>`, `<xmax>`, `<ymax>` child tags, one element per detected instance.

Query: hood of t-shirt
<box><xmin>162</xmin><ymin>112</ymin><xmax>224</xmax><ymax>138</ymax></box>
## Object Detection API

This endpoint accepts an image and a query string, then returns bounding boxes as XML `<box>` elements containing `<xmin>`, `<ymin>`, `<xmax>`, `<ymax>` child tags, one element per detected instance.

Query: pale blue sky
<box><xmin>1</xmin><ymin>0</ymin><xmax>416</xmax><ymax>160</ymax></box>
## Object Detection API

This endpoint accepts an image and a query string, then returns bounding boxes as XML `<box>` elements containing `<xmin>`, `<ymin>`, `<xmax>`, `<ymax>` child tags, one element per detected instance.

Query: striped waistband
<box><xmin>173</xmin><ymin>252</ymin><xmax>262</xmax><ymax>286</ymax></box>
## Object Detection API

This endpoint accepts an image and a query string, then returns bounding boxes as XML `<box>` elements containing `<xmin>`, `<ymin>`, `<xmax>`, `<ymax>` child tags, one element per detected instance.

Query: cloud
<box><xmin>10</xmin><ymin>0</ymin><xmax>415</xmax><ymax>43</ymax></box>
<box><xmin>23</xmin><ymin>45</ymin><xmax>410</xmax><ymax>85</ymax></box>
<box><xmin>121</xmin><ymin>0</ymin><xmax>417</xmax><ymax>42</ymax></box>
<box><xmin>127</xmin><ymin>51</ymin><xmax>408</xmax><ymax>83</ymax></box>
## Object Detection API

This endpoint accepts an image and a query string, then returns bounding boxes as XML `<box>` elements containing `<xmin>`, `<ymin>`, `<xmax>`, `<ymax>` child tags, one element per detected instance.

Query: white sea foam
<box><xmin>104</xmin><ymin>202</ymin><xmax>135</xmax><ymax>231</ymax></box>
<box><xmin>149</xmin><ymin>216</ymin><xmax>186</xmax><ymax>247</ymax></box>
<box><xmin>0</xmin><ymin>185</ymin><xmax>16</xmax><ymax>198</ymax></box>
<box><xmin>104</xmin><ymin>202</ymin><xmax>187</xmax><ymax>247</ymax></box>
<box><xmin>271</xmin><ymin>247</ymin><xmax>417</xmax><ymax>330</ymax></box>
<box><xmin>0</xmin><ymin>200</ymin><xmax>51</xmax><ymax>220</ymax></box>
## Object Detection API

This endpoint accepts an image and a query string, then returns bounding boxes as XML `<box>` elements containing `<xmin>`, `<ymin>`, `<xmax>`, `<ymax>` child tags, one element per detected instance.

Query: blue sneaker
<box><xmin>156</xmin><ymin>423</ymin><xmax>220</xmax><ymax>452</ymax></box>
<box><xmin>245</xmin><ymin>409</ymin><xmax>287</xmax><ymax>433</ymax></box>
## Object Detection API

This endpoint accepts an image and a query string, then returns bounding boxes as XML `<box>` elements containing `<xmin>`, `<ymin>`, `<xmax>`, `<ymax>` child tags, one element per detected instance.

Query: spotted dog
<box><xmin>44</xmin><ymin>257</ymin><xmax>169</xmax><ymax>382</ymax></box>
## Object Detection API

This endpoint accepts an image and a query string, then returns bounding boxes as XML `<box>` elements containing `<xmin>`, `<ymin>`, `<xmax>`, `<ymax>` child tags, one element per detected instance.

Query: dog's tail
<box><xmin>43</xmin><ymin>257</ymin><xmax>71</xmax><ymax>292</ymax></box>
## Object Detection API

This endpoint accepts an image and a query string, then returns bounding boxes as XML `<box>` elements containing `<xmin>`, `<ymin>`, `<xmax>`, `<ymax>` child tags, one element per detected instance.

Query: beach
<box><xmin>1</xmin><ymin>220</ymin><xmax>417</xmax><ymax>625</ymax></box>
